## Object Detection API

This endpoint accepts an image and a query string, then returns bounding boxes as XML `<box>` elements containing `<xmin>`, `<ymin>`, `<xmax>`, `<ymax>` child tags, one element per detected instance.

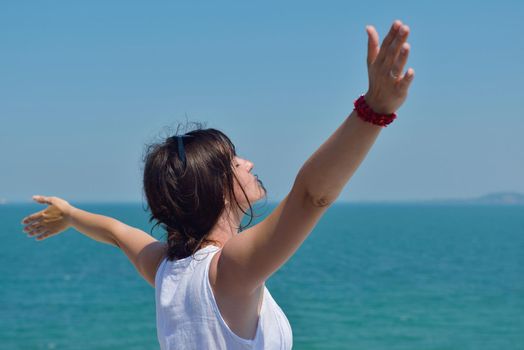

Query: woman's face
<box><xmin>231</xmin><ymin>156</ymin><xmax>266</xmax><ymax>207</ymax></box>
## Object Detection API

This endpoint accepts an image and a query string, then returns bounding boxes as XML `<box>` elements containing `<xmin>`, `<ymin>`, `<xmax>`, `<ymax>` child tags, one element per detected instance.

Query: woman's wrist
<box><xmin>363</xmin><ymin>91</ymin><xmax>394</xmax><ymax>115</ymax></box>
<box><xmin>67</xmin><ymin>206</ymin><xmax>78</xmax><ymax>228</ymax></box>
<box><xmin>355</xmin><ymin>93</ymin><xmax>397</xmax><ymax>127</ymax></box>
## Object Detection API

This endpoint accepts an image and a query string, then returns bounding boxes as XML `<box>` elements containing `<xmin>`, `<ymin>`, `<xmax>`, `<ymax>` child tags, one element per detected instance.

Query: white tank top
<box><xmin>155</xmin><ymin>244</ymin><xmax>293</xmax><ymax>350</ymax></box>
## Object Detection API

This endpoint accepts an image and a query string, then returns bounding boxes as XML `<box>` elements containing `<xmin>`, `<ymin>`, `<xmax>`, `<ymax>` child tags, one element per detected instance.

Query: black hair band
<box><xmin>169</xmin><ymin>135</ymin><xmax>193</xmax><ymax>169</ymax></box>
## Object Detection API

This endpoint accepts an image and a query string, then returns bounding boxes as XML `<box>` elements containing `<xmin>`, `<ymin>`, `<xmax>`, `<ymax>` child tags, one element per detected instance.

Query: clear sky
<box><xmin>1</xmin><ymin>0</ymin><xmax>522</xmax><ymax>203</ymax></box>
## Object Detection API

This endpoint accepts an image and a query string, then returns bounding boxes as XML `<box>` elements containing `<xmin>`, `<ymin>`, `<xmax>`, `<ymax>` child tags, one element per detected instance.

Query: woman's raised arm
<box><xmin>301</xmin><ymin>19</ymin><xmax>414</xmax><ymax>204</ymax></box>
<box><xmin>215</xmin><ymin>20</ymin><xmax>415</xmax><ymax>295</ymax></box>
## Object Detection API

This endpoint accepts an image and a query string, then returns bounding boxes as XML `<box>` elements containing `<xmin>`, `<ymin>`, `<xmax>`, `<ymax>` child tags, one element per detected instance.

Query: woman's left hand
<box><xmin>21</xmin><ymin>195</ymin><xmax>75</xmax><ymax>241</ymax></box>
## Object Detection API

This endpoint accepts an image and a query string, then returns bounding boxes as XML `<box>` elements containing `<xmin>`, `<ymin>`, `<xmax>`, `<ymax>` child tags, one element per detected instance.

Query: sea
<box><xmin>1</xmin><ymin>202</ymin><xmax>523</xmax><ymax>349</ymax></box>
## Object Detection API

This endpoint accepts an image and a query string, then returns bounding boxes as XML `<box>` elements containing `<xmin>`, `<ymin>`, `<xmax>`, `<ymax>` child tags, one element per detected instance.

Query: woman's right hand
<box><xmin>21</xmin><ymin>195</ymin><xmax>75</xmax><ymax>241</ymax></box>
<box><xmin>364</xmin><ymin>20</ymin><xmax>415</xmax><ymax>115</ymax></box>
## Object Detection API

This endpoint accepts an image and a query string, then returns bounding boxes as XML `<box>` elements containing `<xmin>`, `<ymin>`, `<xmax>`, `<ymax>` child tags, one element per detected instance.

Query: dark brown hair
<box><xmin>142</xmin><ymin>121</ymin><xmax>264</xmax><ymax>261</ymax></box>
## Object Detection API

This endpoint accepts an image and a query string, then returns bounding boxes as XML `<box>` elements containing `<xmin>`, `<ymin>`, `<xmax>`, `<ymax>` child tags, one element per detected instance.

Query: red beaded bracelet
<box><xmin>353</xmin><ymin>95</ymin><xmax>397</xmax><ymax>127</ymax></box>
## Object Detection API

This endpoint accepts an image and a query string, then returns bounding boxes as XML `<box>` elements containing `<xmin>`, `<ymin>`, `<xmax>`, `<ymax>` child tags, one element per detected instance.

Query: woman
<box><xmin>22</xmin><ymin>20</ymin><xmax>414</xmax><ymax>349</ymax></box>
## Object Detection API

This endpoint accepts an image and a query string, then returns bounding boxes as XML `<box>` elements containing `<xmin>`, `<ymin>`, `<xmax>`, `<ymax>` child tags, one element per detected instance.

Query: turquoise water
<box><xmin>1</xmin><ymin>203</ymin><xmax>523</xmax><ymax>349</ymax></box>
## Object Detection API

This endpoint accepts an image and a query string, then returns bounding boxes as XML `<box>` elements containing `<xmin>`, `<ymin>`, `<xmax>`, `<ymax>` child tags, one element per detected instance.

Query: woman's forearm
<box><xmin>69</xmin><ymin>207</ymin><xmax>121</xmax><ymax>247</ymax></box>
<box><xmin>296</xmin><ymin>109</ymin><xmax>383</xmax><ymax>205</ymax></box>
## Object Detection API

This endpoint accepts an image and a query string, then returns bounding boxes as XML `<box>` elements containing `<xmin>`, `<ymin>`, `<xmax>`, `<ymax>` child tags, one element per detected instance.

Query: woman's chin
<box><xmin>257</xmin><ymin>189</ymin><xmax>267</xmax><ymax>201</ymax></box>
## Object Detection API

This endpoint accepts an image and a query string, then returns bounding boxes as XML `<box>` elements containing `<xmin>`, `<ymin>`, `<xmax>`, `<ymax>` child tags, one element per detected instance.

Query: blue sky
<box><xmin>1</xmin><ymin>0</ymin><xmax>522</xmax><ymax>203</ymax></box>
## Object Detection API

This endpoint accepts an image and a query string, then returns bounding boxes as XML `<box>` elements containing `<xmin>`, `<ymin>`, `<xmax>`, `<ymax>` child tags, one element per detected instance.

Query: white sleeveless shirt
<box><xmin>155</xmin><ymin>245</ymin><xmax>293</xmax><ymax>350</ymax></box>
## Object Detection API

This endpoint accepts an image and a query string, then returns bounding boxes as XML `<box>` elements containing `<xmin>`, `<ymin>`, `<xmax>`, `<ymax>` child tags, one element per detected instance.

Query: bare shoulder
<box><xmin>112</xmin><ymin>223</ymin><xmax>168</xmax><ymax>288</ymax></box>
<box><xmin>139</xmin><ymin>240</ymin><xmax>168</xmax><ymax>287</ymax></box>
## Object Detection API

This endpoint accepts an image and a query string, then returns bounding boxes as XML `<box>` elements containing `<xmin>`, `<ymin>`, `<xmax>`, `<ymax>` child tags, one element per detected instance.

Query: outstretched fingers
<box><xmin>21</xmin><ymin>210</ymin><xmax>45</xmax><ymax>225</ymax></box>
<box><xmin>36</xmin><ymin>231</ymin><xmax>52</xmax><ymax>241</ymax></box>
<box><xmin>400</xmin><ymin>67</ymin><xmax>415</xmax><ymax>89</ymax></box>
<box><xmin>372</xmin><ymin>20</ymin><xmax>415</xmax><ymax>90</ymax></box>
<box><xmin>25</xmin><ymin>222</ymin><xmax>56</xmax><ymax>240</ymax></box>
<box><xmin>384</xmin><ymin>25</ymin><xmax>410</xmax><ymax>71</ymax></box>
<box><xmin>26</xmin><ymin>225</ymin><xmax>45</xmax><ymax>236</ymax></box>
<box><xmin>32</xmin><ymin>195</ymin><xmax>53</xmax><ymax>205</ymax></box>
<box><xmin>373</xmin><ymin>20</ymin><xmax>402</xmax><ymax>65</ymax></box>
<box><xmin>390</xmin><ymin>42</ymin><xmax>411</xmax><ymax>80</ymax></box>
<box><xmin>395</xmin><ymin>43</ymin><xmax>410</xmax><ymax>71</ymax></box>
<box><xmin>366</xmin><ymin>26</ymin><xmax>380</xmax><ymax>66</ymax></box>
